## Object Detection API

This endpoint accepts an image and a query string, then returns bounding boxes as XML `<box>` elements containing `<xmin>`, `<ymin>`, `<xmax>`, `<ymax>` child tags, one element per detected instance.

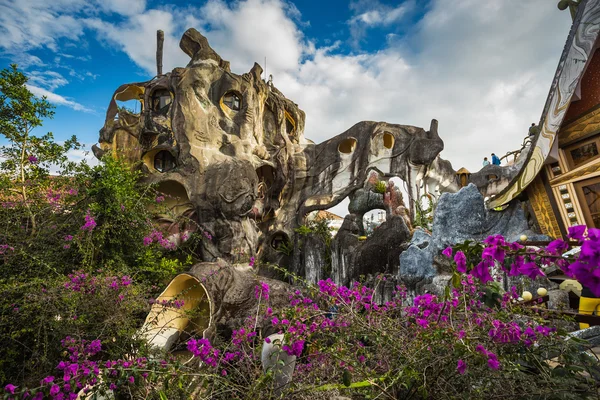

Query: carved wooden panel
<box><xmin>527</xmin><ymin>175</ymin><xmax>562</xmax><ymax>238</ymax></box>
<box><xmin>559</xmin><ymin>106</ymin><xmax>600</xmax><ymax>146</ymax></box>
<box><xmin>549</xmin><ymin>159</ymin><xmax>600</xmax><ymax>185</ymax></box>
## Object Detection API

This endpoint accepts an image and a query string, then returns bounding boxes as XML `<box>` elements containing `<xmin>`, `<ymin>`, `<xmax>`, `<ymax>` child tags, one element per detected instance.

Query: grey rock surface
<box><xmin>431</xmin><ymin>184</ymin><xmax>548</xmax><ymax>252</ymax></box>
<box><xmin>398</xmin><ymin>184</ymin><xmax>548</xmax><ymax>290</ymax></box>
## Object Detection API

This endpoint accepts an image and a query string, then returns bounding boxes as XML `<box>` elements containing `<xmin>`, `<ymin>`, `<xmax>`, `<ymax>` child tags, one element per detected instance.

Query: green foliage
<box><xmin>0</xmin><ymin>65</ymin><xmax>83</xmax><ymax>233</ymax></box>
<box><xmin>78</xmin><ymin>154</ymin><xmax>157</xmax><ymax>269</ymax></box>
<box><xmin>0</xmin><ymin>272</ymin><xmax>151</xmax><ymax>386</ymax></box>
<box><xmin>275</xmin><ymin>239</ymin><xmax>294</xmax><ymax>256</ymax></box>
<box><xmin>373</xmin><ymin>180</ymin><xmax>387</xmax><ymax>194</ymax></box>
<box><xmin>0</xmin><ymin>65</ymin><xmax>185</xmax><ymax>387</ymax></box>
<box><xmin>413</xmin><ymin>193</ymin><xmax>436</xmax><ymax>231</ymax></box>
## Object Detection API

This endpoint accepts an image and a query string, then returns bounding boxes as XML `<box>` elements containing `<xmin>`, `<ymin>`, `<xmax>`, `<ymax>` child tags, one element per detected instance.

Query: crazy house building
<box><xmin>93</xmin><ymin>0</ymin><xmax>600</xmax><ymax>349</ymax></box>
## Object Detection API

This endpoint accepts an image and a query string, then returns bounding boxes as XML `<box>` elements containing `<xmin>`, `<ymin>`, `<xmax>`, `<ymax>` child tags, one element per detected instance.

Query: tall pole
<box><xmin>156</xmin><ymin>30</ymin><xmax>164</xmax><ymax>76</ymax></box>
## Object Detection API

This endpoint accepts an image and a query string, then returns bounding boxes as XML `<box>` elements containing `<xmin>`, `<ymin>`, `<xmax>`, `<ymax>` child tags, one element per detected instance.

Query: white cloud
<box><xmin>27</xmin><ymin>85</ymin><xmax>93</xmax><ymax>113</ymax></box>
<box><xmin>84</xmin><ymin>0</ymin><xmax>307</xmax><ymax>76</ymax></box>
<box><xmin>85</xmin><ymin>9</ymin><xmax>190</xmax><ymax>75</ymax></box>
<box><xmin>66</xmin><ymin>147</ymin><xmax>99</xmax><ymax>166</ymax></box>
<box><xmin>0</xmin><ymin>0</ymin><xmax>87</xmax><ymax>54</ymax></box>
<box><xmin>347</xmin><ymin>0</ymin><xmax>414</xmax><ymax>46</ymax></box>
<box><xmin>27</xmin><ymin>70</ymin><xmax>69</xmax><ymax>91</ymax></box>
<box><xmin>99</xmin><ymin>0</ymin><xmax>146</xmax><ymax>16</ymax></box>
<box><xmin>0</xmin><ymin>0</ymin><xmax>148</xmax><ymax>57</ymax></box>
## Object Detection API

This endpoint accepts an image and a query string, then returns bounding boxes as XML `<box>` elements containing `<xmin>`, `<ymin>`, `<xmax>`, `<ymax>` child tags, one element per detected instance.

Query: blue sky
<box><xmin>0</xmin><ymin>0</ymin><xmax>572</xmax><ymax>173</ymax></box>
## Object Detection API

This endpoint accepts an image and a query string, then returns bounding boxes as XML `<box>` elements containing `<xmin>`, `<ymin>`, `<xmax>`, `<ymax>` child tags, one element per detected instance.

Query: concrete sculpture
<box><xmin>97</xmin><ymin>29</ymin><xmax>537</xmax><ymax>347</ymax></box>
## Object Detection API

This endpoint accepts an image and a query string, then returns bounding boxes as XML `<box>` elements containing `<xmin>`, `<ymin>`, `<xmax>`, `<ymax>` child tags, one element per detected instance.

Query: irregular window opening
<box><xmin>154</xmin><ymin>150</ymin><xmax>176</xmax><ymax>173</ymax></box>
<box><xmin>338</xmin><ymin>138</ymin><xmax>357</xmax><ymax>154</ymax></box>
<box><xmin>151</xmin><ymin>89</ymin><xmax>172</xmax><ymax>114</ymax></box>
<box><xmin>114</xmin><ymin>85</ymin><xmax>144</xmax><ymax>118</ymax></box>
<box><xmin>285</xmin><ymin>116</ymin><xmax>295</xmax><ymax>136</ymax></box>
<box><xmin>223</xmin><ymin>92</ymin><xmax>241</xmax><ymax>111</ymax></box>
<box><xmin>363</xmin><ymin>209</ymin><xmax>386</xmax><ymax>236</ymax></box>
<box><xmin>116</xmin><ymin>99</ymin><xmax>141</xmax><ymax>115</ymax></box>
<box><xmin>306</xmin><ymin>208</ymin><xmax>345</xmax><ymax>237</ymax></box>
<box><xmin>383</xmin><ymin>132</ymin><xmax>394</xmax><ymax>149</ymax></box>
<box><xmin>256</xmin><ymin>165</ymin><xmax>276</xmax><ymax>197</ymax></box>
<box><xmin>271</xmin><ymin>232</ymin><xmax>290</xmax><ymax>250</ymax></box>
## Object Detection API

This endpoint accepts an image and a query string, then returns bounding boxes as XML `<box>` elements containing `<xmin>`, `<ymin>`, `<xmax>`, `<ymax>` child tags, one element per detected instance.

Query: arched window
<box><xmin>154</xmin><ymin>150</ymin><xmax>176</xmax><ymax>173</ymax></box>
<box><xmin>151</xmin><ymin>89</ymin><xmax>172</xmax><ymax>114</ymax></box>
<box><xmin>338</xmin><ymin>138</ymin><xmax>357</xmax><ymax>154</ymax></box>
<box><xmin>223</xmin><ymin>92</ymin><xmax>241</xmax><ymax>111</ymax></box>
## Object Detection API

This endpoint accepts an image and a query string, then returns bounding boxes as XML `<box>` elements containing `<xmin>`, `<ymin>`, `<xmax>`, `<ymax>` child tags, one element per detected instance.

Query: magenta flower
<box><xmin>80</xmin><ymin>211</ymin><xmax>97</xmax><ymax>232</ymax></box>
<box><xmin>568</xmin><ymin>225</ymin><xmax>586</xmax><ymax>241</ymax></box>
<box><xmin>155</xmin><ymin>195</ymin><xmax>165</xmax><ymax>203</ymax></box>
<box><xmin>454</xmin><ymin>251</ymin><xmax>467</xmax><ymax>273</ymax></box>
<box><xmin>456</xmin><ymin>359</ymin><xmax>467</xmax><ymax>375</ymax></box>
<box><xmin>442</xmin><ymin>246</ymin><xmax>453</xmax><ymax>258</ymax></box>
<box><xmin>546</xmin><ymin>239</ymin><xmax>568</xmax><ymax>255</ymax></box>
<box><xmin>28</xmin><ymin>155</ymin><xmax>38</xmax><ymax>164</ymax></box>
<box><xmin>471</xmin><ymin>261</ymin><xmax>493</xmax><ymax>284</ymax></box>
<box><xmin>518</xmin><ymin>262</ymin><xmax>545</xmax><ymax>280</ymax></box>
<box><xmin>416</xmin><ymin>318</ymin><xmax>429</xmax><ymax>328</ymax></box>
<box><xmin>50</xmin><ymin>384</ymin><xmax>60</xmax><ymax>396</ymax></box>
<box><xmin>4</xmin><ymin>384</ymin><xmax>16</xmax><ymax>394</ymax></box>
<box><xmin>508</xmin><ymin>255</ymin><xmax>524</xmax><ymax>277</ymax></box>
<box><xmin>483</xmin><ymin>234</ymin><xmax>506</xmax><ymax>247</ymax></box>
<box><xmin>487</xmin><ymin>353</ymin><xmax>500</xmax><ymax>370</ymax></box>
<box><xmin>482</xmin><ymin>245</ymin><xmax>505</xmax><ymax>263</ymax></box>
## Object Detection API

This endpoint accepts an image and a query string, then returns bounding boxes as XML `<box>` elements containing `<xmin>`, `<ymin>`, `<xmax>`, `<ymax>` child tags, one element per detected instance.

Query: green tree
<box><xmin>0</xmin><ymin>64</ymin><xmax>82</xmax><ymax>235</ymax></box>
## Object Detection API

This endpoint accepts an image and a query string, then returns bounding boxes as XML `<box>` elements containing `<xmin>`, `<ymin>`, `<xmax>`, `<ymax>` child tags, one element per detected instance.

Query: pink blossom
<box><xmin>4</xmin><ymin>384</ymin><xmax>16</xmax><ymax>394</ymax></box>
<box><xmin>456</xmin><ymin>359</ymin><xmax>467</xmax><ymax>375</ymax></box>
<box><xmin>454</xmin><ymin>251</ymin><xmax>467</xmax><ymax>273</ymax></box>
<box><xmin>80</xmin><ymin>211</ymin><xmax>97</xmax><ymax>232</ymax></box>
<box><xmin>442</xmin><ymin>246</ymin><xmax>453</xmax><ymax>258</ymax></box>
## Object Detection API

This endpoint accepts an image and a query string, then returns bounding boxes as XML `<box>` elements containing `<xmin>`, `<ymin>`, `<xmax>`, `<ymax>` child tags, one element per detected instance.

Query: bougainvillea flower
<box><xmin>442</xmin><ymin>246</ymin><xmax>453</xmax><ymax>258</ymax></box>
<box><xmin>456</xmin><ymin>359</ymin><xmax>467</xmax><ymax>375</ymax></box>
<box><xmin>518</xmin><ymin>262</ymin><xmax>545</xmax><ymax>280</ymax></box>
<box><xmin>567</xmin><ymin>225</ymin><xmax>586</xmax><ymax>241</ymax></box>
<box><xmin>454</xmin><ymin>251</ymin><xmax>467</xmax><ymax>273</ymax></box>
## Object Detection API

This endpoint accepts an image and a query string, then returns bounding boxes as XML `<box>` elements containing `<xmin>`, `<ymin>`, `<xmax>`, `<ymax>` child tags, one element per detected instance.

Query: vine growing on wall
<box><xmin>412</xmin><ymin>193</ymin><xmax>436</xmax><ymax>232</ymax></box>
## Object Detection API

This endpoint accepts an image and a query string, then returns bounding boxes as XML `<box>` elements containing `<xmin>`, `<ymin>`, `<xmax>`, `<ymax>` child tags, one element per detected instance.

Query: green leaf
<box><xmin>342</xmin><ymin>369</ymin><xmax>352</xmax><ymax>387</ymax></box>
<box><xmin>452</xmin><ymin>272</ymin><xmax>461</xmax><ymax>288</ymax></box>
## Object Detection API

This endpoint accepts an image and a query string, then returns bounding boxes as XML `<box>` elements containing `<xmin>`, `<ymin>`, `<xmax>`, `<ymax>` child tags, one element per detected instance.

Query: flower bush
<box><xmin>5</xmin><ymin>264</ymin><xmax>599</xmax><ymax>399</ymax></box>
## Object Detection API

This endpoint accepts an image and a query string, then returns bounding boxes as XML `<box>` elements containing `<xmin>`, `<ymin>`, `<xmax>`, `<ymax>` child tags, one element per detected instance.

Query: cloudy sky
<box><xmin>0</xmin><ymin>0</ymin><xmax>572</xmax><ymax>174</ymax></box>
